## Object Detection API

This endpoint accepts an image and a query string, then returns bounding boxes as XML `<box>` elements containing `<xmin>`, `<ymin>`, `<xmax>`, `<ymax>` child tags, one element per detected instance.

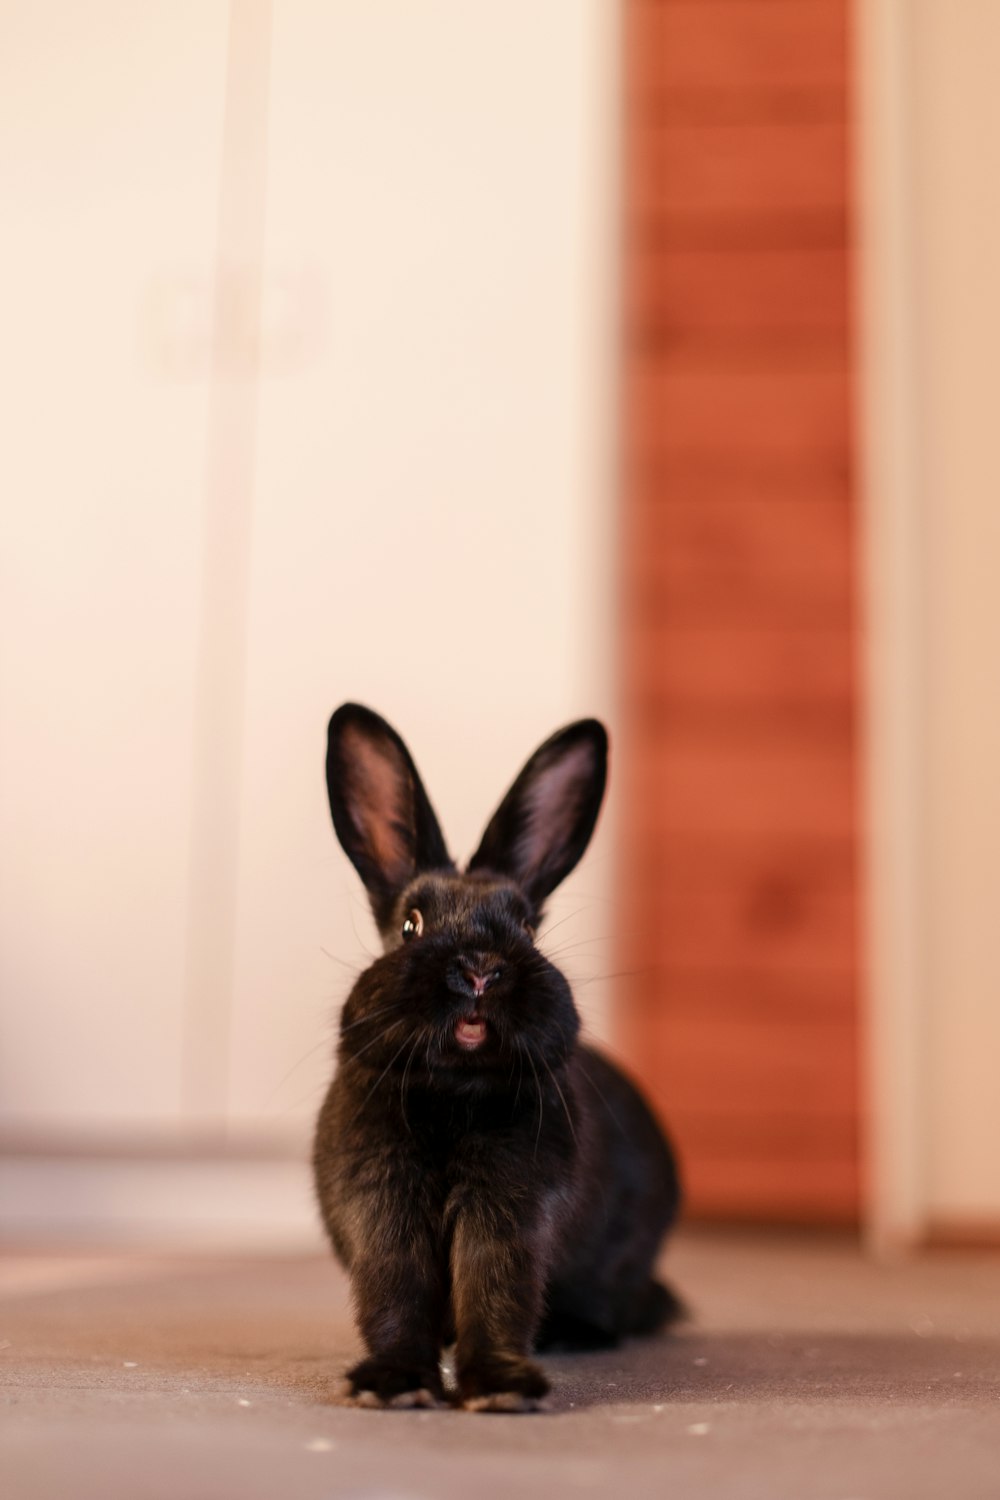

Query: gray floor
<box><xmin>3</xmin><ymin>1230</ymin><xmax>1000</xmax><ymax>1500</ymax></box>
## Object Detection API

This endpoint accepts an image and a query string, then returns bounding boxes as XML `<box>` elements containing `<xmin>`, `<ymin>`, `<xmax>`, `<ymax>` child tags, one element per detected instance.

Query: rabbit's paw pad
<box><xmin>387</xmin><ymin>1387</ymin><xmax>439</xmax><ymax>1409</ymax></box>
<box><xmin>339</xmin><ymin>1359</ymin><xmax>444</xmax><ymax>1409</ymax></box>
<box><xmin>463</xmin><ymin>1390</ymin><xmax>552</xmax><ymax>1413</ymax></box>
<box><xmin>459</xmin><ymin>1358</ymin><xmax>551</xmax><ymax>1413</ymax></box>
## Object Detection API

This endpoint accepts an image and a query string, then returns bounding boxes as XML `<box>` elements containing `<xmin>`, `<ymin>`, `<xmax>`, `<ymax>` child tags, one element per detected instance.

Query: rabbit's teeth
<box><xmin>455</xmin><ymin>1017</ymin><xmax>487</xmax><ymax>1050</ymax></box>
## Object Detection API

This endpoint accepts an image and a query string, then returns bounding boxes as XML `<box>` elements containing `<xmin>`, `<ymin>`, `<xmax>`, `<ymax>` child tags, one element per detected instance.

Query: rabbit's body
<box><xmin>314</xmin><ymin>708</ymin><xmax>681</xmax><ymax>1411</ymax></box>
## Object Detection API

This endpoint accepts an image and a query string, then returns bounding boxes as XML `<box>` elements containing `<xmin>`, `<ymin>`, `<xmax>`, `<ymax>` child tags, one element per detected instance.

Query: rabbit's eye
<box><xmin>401</xmin><ymin>909</ymin><xmax>424</xmax><ymax>941</ymax></box>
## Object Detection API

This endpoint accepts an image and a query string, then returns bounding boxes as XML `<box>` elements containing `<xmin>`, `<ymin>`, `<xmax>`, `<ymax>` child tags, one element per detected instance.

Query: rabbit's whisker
<box><xmin>277</xmin><ymin>1079</ymin><xmax>330</xmax><ymax>1116</ymax></box>
<box><xmin>344</xmin><ymin>1031</ymin><xmax>415</xmax><ymax>1131</ymax></box>
<box><xmin>576</xmin><ymin>1061</ymin><xmax>627</xmax><ymax>1135</ymax></box>
<box><xmin>516</xmin><ymin>1037</ymin><xmax>544</xmax><ymax>1165</ymax></box>
<box><xmin>536</xmin><ymin>908</ymin><xmax>586</xmax><ymax>943</ymax></box>
<box><xmin>344</xmin><ymin>1016</ymin><xmax>407</xmax><ymax>1065</ymax></box>
<box><xmin>539</xmin><ymin>1050</ymin><xmax>577</xmax><ymax>1148</ymax></box>
<box><xmin>539</xmin><ymin>936</ymin><xmax>616</xmax><ymax>961</ymax></box>
<box><xmin>573</xmin><ymin>966</ymin><xmax>650</xmax><ymax>988</ymax></box>
<box><xmin>541</xmin><ymin>936</ymin><xmax>615</xmax><ymax>957</ymax></box>
<box><xmin>338</xmin><ymin>1002</ymin><xmax>405</xmax><ymax>1035</ymax></box>
<box><xmin>399</xmin><ymin>1033</ymin><xmax>422</xmax><ymax>1136</ymax></box>
<box><xmin>319</xmin><ymin>946</ymin><xmax>361</xmax><ymax>974</ymax></box>
<box><xmin>264</xmin><ymin>1035</ymin><xmax>334</xmax><ymax>1106</ymax></box>
<box><xmin>512</xmin><ymin>1041</ymin><xmax>525</xmax><ymax>1117</ymax></box>
<box><xmin>346</xmin><ymin>894</ymin><xmax>379</xmax><ymax>960</ymax></box>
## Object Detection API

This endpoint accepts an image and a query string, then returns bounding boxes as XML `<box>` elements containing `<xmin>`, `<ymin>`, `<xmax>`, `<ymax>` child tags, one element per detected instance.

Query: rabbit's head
<box><xmin>325</xmin><ymin>704</ymin><xmax>607</xmax><ymax>1085</ymax></box>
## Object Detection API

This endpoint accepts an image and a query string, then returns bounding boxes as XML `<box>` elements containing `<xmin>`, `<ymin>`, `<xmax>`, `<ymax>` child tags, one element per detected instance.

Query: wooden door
<box><xmin>617</xmin><ymin>0</ymin><xmax>860</xmax><ymax>1223</ymax></box>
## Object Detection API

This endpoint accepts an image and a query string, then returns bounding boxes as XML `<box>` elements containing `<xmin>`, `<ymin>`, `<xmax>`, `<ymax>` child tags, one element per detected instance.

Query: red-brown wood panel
<box><xmin>630</xmin><ymin>627</ymin><xmax>855</xmax><ymax>726</ymax></box>
<box><xmin>628</xmin><ymin>364</ymin><xmax>850</xmax><ymax>460</ymax></box>
<box><xmin>619</xmin><ymin>0</ymin><xmax>860</xmax><ymax>1223</ymax></box>
<box><xmin>633</xmin><ymin>121</ymin><xmax>848</xmax><ymax>221</ymax></box>
<box><xmin>632</xmin><ymin>0</ymin><xmax>847</xmax><ymax>98</ymax></box>
<box><xmin>624</xmin><ymin>836</ymin><xmax>857</xmax><ymax>974</ymax></box>
<box><xmin>630</xmin><ymin>496</ymin><xmax>853</xmax><ymax>626</ymax></box>
<box><xmin>628</xmin><ymin>245</ymin><xmax>848</xmax><ymax>343</ymax></box>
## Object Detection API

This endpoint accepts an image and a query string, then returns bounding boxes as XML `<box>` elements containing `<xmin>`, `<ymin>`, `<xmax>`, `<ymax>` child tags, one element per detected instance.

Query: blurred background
<box><xmin>1</xmin><ymin>0</ymin><xmax>997</xmax><ymax>1255</ymax></box>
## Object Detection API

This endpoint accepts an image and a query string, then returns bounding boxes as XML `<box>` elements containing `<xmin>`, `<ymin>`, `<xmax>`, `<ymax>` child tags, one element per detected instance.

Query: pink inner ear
<box><xmin>342</xmin><ymin>725</ymin><xmax>413</xmax><ymax>883</ymax></box>
<box><xmin>517</xmin><ymin>740</ymin><xmax>595</xmax><ymax>876</ymax></box>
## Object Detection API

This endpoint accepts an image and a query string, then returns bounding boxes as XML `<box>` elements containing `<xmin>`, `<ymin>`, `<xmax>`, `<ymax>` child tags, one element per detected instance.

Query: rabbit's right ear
<box><xmin>325</xmin><ymin>704</ymin><xmax>452</xmax><ymax>928</ymax></box>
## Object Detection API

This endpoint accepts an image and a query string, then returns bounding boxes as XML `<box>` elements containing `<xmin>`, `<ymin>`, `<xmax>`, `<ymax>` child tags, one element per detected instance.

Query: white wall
<box><xmin>225</xmin><ymin>0</ymin><xmax>620</xmax><ymax>1140</ymax></box>
<box><xmin>857</xmin><ymin>0</ymin><xmax>1000</xmax><ymax>1241</ymax></box>
<box><xmin>0</xmin><ymin>0</ymin><xmax>618</xmax><ymax>1208</ymax></box>
<box><xmin>0</xmin><ymin>2</ymin><xmax>230</xmax><ymax>1132</ymax></box>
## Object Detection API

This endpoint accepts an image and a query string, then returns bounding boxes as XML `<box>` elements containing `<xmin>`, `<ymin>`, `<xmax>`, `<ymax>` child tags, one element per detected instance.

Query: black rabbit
<box><xmin>313</xmin><ymin>704</ymin><xmax>682</xmax><ymax>1411</ymax></box>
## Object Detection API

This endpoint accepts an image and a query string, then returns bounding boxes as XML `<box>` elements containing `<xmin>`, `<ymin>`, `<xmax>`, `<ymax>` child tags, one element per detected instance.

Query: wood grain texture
<box><xmin>619</xmin><ymin>0</ymin><xmax>860</xmax><ymax>1224</ymax></box>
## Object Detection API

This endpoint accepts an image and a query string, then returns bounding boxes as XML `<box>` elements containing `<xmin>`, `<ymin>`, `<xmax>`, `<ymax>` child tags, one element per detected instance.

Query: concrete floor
<box><xmin>3</xmin><ymin>1230</ymin><xmax>999</xmax><ymax>1500</ymax></box>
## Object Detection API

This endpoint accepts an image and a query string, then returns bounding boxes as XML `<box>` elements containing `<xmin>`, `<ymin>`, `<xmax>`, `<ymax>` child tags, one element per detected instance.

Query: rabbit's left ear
<box><xmin>468</xmin><ymin>720</ymin><xmax>608</xmax><ymax>912</ymax></box>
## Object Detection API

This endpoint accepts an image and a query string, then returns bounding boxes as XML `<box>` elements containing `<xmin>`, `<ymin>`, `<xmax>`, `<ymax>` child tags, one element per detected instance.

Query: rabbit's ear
<box><xmin>468</xmin><ymin>720</ymin><xmax>608</xmax><ymax>911</ymax></box>
<box><xmin>326</xmin><ymin>704</ymin><xmax>451</xmax><ymax>926</ymax></box>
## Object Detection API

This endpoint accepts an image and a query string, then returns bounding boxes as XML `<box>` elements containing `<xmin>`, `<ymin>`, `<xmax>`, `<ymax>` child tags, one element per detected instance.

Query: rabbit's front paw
<box><xmin>339</xmin><ymin>1357</ymin><xmax>445</xmax><ymax>1409</ymax></box>
<box><xmin>459</xmin><ymin>1356</ymin><xmax>551</xmax><ymax>1413</ymax></box>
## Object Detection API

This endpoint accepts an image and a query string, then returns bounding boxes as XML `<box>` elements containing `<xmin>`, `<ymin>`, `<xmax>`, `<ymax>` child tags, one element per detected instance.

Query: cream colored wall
<box><xmin>0</xmin><ymin>1</ymin><xmax>618</xmax><ymax>1182</ymax></box>
<box><xmin>214</xmin><ymin>0</ymin><xmax>1000</xmax><ymax>1240</ymax></box>
<box><xmin>225</xmin><ymin>0</ymin><xmax>620</xmax><ymax>1138</ymax></box>
<box><xmin>0</xmin><ymin>2</ymin><xmax>230</xmax><ymax>1132</ymax></box>
<box><xmin>857</xmin><ymin>0</ymin><xmax>1000</xmax><ymax>1240</ymax></box>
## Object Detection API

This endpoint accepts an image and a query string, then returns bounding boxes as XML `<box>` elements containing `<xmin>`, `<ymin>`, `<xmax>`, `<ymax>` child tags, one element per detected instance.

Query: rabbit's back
<box><xmin>540</xmin><ymin>1044</ymin><xmax>682</xmax><ymax>1348</ymax></box>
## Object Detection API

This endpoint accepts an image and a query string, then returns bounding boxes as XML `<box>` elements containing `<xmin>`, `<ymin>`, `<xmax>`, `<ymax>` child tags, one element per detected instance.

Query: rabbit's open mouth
<box><xmin>454</xmin><ymin>1016</ymin><xmax>488</xmax><ymax>1050</ymax></box>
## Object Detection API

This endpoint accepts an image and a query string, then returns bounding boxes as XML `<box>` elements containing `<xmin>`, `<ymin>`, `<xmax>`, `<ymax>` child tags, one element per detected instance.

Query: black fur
<box><xmin>314</xmin><ymin>704</ymin><xmax>682</xmax><ymax>1411</ymax></box>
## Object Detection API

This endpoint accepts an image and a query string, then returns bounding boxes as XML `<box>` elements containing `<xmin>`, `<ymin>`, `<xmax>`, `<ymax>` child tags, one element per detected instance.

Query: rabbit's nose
<box><xmin>463</xmin><ymin>963</ymin><xmax>503</xmax><ymax>997</ymax></box>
